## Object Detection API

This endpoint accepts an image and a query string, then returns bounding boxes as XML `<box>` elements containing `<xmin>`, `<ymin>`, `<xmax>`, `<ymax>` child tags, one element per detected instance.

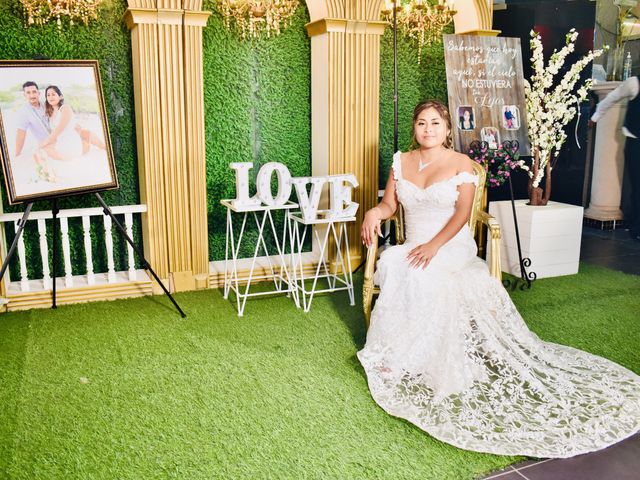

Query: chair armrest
<box><xmin>476</xmin><ymin>210</ymin><xmax>502</xmax><ymax>281</ymax></box>
<box><xmin>363</xmin><ymin>241</ymin><xmax>379</xmax><ymax>284</ymax></box>
<box><xmin>362</xmin><ymin>241</ymin><xmax>379</xmax><ymax>328</ymax></box>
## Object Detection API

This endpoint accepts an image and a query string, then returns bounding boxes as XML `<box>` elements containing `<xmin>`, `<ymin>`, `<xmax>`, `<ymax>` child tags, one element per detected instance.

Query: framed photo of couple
<box><xmin>0</xmin><ymin>60</ymin><xmax>118</xmax><ymax>205</ymax></box>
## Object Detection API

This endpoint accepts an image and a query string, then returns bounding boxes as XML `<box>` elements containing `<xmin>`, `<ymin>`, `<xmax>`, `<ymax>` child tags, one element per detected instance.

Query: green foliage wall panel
<box><xmin>379</xmin><ymin>28</ymin><xmax>452</xmax><ymax>188</ymax></box>
<box><xmin>0</xmin><ymin>0</ymin><xmax>141</xmax><ymax>280</ymax></box>
<box><xmin>203</xmin><ymin>2</ymin><xmax>311</xmax><ymax>261</ymax></box>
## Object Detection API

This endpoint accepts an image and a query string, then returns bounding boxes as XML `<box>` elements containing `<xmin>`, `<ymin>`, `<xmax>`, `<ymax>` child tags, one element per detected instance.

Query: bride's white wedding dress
<box><xmin>49</xmin><ymin>105</ymin><xmax>84</xmax><ymax>160</ymax></box>
<box><xmin>357</xmin><ymin>152</ymin><xmax>640</xmax><ymax>458</ymax></box>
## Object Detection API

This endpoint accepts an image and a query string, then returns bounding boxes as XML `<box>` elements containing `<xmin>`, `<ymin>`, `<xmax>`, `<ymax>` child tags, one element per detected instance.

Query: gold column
<box><xmin>306</xmin><ymin>0</ymin><xmax>386</xmax><ymax>268</ymax></box>
<box><xmin>157</xmin><ymin>1</ymin><xmax>193</xmax><ymax>290</ymax></box>
<box><xmin>126</xmin><ymin>1</ymin><xmax>210</xmax><ymax>292</ymax></box>
<box><xmin>183</xmin><ymin>5</ymin><xmax>211</xmax><ymax>289</ymax></box>
<box><xmin>125</xmin><ymin>2</ymin><xmax>169</xmax><ymax>283</ymax></box>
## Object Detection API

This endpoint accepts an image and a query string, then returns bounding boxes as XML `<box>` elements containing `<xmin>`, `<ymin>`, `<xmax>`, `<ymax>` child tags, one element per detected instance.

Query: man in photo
<box><xmin>504</xmin><ymin>106</ymin><xmax>515</xmax><ymax>129</ymax></box>
<box><xmin>14</xmin><ymin>81</ymin><xmax>50</xmax><ymax>158</ymax></box>
<box><xmin>482</xmin><ymin>127</ymin><xmax>499</xmax><ymax>149</ymax></box>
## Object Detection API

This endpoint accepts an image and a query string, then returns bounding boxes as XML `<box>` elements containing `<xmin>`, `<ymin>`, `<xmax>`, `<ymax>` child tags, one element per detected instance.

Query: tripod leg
<box><xmin>0</xmin><ymin>203</ymin><xmax>34</xmax><ymax>289</ymax></box>
<box><xmin>94</xmin><ymin>193</ymin><xmax>186</xmax><ymax>318</ymax></box>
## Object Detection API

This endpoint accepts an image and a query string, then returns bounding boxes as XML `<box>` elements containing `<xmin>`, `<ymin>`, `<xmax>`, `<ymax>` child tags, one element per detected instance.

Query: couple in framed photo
<box><xmin>0</xmin><ymin>60</ymin><xmax>118</xmax><ymax>205</ymax></box>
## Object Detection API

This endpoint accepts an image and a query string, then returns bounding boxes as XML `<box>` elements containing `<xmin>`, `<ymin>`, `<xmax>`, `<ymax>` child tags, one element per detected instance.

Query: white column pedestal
<box><xmin>585</xmin><ymin>82</ymin><xmax>626</xmax><ymax>222</ymax></box>
<box><xmin>489</xmin><ymin>200</ymin><xmax>583</xmax><ymax>279</ymax></box>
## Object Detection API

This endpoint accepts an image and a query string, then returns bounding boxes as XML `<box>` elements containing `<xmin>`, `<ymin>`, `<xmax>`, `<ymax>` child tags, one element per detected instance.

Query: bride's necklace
<box><xmin>417</xmin><ymin>149</ymin><xmax>441</xmax><ymax>172</ymax></box>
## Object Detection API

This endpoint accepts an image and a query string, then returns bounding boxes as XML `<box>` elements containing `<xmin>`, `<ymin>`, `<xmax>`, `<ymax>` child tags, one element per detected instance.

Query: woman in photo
<box><xmin>358</xmin><ymin>99</ymin><xmax>640</xmax><ymax>458</ymax></box>
<box><xmin>37</xmin><ymin>85</ymin><xmax>105</xmax><ymax>162</ymax></box>
<box><xmin>458</xmin><ymin>107</ymin><xmax>474</xmax><ymax>130</ymax></box>
<box><xmin>32</xmin><ymin>85</ymin><xmax>106</xmax><ymax>182</ymax></box>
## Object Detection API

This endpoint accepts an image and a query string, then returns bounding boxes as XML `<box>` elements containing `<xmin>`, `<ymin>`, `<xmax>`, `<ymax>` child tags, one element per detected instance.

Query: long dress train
<box><xmin>357</xmin><ymin>151</ymin><xmax>640</xmax><ymax>458</ymax></box>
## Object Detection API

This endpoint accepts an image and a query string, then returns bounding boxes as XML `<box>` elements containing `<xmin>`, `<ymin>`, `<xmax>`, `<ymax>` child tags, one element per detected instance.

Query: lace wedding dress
<box><xmin>357</xmin><ymin>152</ymin><xmax>640</xmax><ymax>458</ymax></box>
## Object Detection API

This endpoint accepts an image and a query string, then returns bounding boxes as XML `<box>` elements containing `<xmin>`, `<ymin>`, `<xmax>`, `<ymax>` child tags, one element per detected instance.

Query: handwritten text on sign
<box><xmin>230</xmin><ymin>162</ymin><xmax>359</xmax><ymax>222</ymax></box>
<box><xmin>444</xmin><ymin>34</ymin><xmax>530</xmax><ymax>155</ymax></box>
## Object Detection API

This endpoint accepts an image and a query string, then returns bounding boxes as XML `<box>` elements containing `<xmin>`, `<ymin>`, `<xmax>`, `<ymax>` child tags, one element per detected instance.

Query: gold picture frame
<box><xmin>0</xmin><ymin>60</ymin><xmax>118</xmax><ymax>205</ymax></box>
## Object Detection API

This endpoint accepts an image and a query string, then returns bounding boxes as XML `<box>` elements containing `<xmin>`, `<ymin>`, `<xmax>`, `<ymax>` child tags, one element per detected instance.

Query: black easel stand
<box><xmin>0</xmin><ymin>203</ymin><xmax>34</xmax><ymax>291</ymax></box>
<box><xmin>502</xmin><ymin>173</ymin><xmax>537</xmax><ymax>291</ymax></box>
<box><xmin>94</xmin><ymin>193</ymin><xmax>186</xmax><ymax>317</ymax></box>
<box><xmin>0</xmin><ymin>201</ymin><xmax>62</xmax><ymax>309</ymax></box>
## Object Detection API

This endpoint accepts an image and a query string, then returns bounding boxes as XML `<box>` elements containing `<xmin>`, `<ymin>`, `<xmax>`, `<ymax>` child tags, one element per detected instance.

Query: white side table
<box><xmin>220</xmin><ymin>199</ymin><xmax>298</xmax><ymax>316</ymax></box>
<box><xmin>289</xmin><ymin>210</ymin><xmax>356</xmax><ymax>312</ymax></box>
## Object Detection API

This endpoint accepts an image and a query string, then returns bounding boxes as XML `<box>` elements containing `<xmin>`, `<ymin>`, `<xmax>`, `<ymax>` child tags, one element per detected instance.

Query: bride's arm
<box><xmin>361</xmin><ymin>167</ymin><xmax>398</xmax><ymax>247</ymax></box>
<box><xmin>407</xmin><ymin>158</ymin><xmax>475</xmax><ymax>269</ymax></box>
<box><xmin>40</xmin><ymin>105</ymin><xmax>72</xmax><ymax>147</ymax></box>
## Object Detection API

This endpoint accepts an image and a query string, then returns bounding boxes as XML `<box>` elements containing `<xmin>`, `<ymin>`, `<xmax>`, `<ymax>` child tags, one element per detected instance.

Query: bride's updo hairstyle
<box><xmin>409</xmin><ymin>99</ymin><xmax>453</xmax><ymax>150</ymax></box>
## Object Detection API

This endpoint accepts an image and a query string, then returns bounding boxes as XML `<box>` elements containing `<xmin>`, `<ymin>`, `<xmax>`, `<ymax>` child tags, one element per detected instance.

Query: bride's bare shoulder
<box><xmin>399</xmin><ymin>151</ymin><xmax>413</xmax><ymax>162</ymax></box>
<box><xmin>398</xmin><ymin>150</ymin><xmax>415</xmax><ymax>169</ymax></box>
<box><xmin>449</xmin><ymin>150</ymin><xmax>474</xmax><ymax>173</ymax></box>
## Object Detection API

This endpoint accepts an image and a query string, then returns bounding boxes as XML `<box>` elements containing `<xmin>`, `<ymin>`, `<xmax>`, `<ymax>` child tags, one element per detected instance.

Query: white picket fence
<box><xmin>0</xmin><ymin>204</ymin><xmax>147</xmax><ymax>294</ymax></box>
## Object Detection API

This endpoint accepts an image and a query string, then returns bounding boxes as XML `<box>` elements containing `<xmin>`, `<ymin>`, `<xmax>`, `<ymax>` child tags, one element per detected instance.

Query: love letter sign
<box><xmin>229</xmin><ymin>162</ymin><xmax>359</xmax><ymax>222</ymax></box>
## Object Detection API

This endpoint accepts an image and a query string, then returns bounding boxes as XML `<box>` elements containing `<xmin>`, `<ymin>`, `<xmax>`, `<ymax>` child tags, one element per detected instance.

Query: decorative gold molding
<box><xmin>453</xmin><ymin>0</ymin><xmax>500</xmax><ymax>36</ymax></box>
<box><xmin>5</xmin><ymin>280</ymin><xmax>153</xmax><ymax>311</ymax></box>
<box><xmin>306</xmin><ymin>18</ymin><xmax>387</xmax><ymax>36</ymax></box>
<box><xmin>184</xmin><ymin>11</ymin><xmax>211</xmax><ymax>27</ymax></box>
<box><xmin>456</xmin><ymin>29</ymin><xmax>501</xmax><ymax>37</ymax></box>
<box><xmin>124</xmin><ymin>8</ymin><xmax>157</xmax><ymax>28</ymax></box>
<box><xmin>306</xmin><ymin>18</ymin><xmax>347</xmax><ymax>36</ymax></box>
<box><xmin>157</xmin><ymin>8</ymin><xmax>183</xmax><ymax>25</ymax></box>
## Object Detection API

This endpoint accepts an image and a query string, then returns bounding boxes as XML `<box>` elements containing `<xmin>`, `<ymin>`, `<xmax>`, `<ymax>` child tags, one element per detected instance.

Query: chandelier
<box><xmin>381</xmin><ymin>0</ymin><xmax>457</xmax><ymax>58</ymax></box>
<box><xmin>220</xmin><ymin>0</ymin><xmax>299</xmax><ymax>39</ymax></box>
<box><xmin>20</xmin><ymin>0</ymin><xmax>102</xmax><ymax>27</ymax></box>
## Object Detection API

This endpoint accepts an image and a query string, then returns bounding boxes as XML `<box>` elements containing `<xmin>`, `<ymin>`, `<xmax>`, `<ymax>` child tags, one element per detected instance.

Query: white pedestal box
<box><xmin>488</xmin><ymin>200</ymin><xmax>584</xmax><ymax>279</ymax></box>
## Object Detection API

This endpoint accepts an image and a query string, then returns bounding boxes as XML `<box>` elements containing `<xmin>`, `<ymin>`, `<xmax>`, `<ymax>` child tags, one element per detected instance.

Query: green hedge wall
<box><xmin>202</xmin><ymin>4</ymin><xmax>450</xmax><ymax>260</ymax></box>
<box><xmin>0</xmin><ymin>0</ymin><xmax>140</xmax><ymax>281</ymax></box>
<box><xmin>203</xmin><ymin>2</ymin><xmax>312</xmax><ymax>261</ymax></box>
<box><xmin>0</xmin><ymin>0</ymin><xmax>452</xmax><ymax>276</ymax></box>
<box><xmin>379</xmin><ymin>26</ymin><xmax>452</xmax><ymax>187</ymax></box>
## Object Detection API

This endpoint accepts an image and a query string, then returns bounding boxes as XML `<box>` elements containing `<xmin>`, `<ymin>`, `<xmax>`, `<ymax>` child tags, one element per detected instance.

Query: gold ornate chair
<box><xmin>362</xmin><ymin>161</ymin><xmax>502</xmax><ymax>327</ymax></box>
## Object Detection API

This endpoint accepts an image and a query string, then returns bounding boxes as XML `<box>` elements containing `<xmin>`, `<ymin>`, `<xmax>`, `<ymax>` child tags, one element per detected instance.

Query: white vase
<box><xmin>488</xmin><ymin>200</ymin><xmax>583</xmax><ymax>279</ymax></box>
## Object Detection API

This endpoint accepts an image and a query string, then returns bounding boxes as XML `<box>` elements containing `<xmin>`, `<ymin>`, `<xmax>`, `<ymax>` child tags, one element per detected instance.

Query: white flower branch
<box><xmin>524</xmin><ymin>29</ymin><xmax>606</xmax><ymax>187</ymax></box>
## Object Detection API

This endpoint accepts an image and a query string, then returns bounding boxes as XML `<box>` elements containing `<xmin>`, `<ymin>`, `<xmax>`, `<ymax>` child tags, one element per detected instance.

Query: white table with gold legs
<box><xmin>288</xmin><ymin>210</ymin><xmax>355</xmax><ymax>312</ymax></box>
<box><xmin>221</xmin><ymin>199</ymin><xmax>299</xmax><ymax>316</ymax></box>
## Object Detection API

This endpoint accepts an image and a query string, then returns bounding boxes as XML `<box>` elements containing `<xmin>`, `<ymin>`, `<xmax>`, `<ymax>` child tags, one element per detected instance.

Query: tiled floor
<box><xmin>480</xmin><ymin>226</ymin><xmax>640</xmax><ymax>480</ymax></box>
<box><xmin>580</xmin><ymin>226</ymin><xmax>640</xmax><ymax>275</ymax></box>
<box><xmin>481</xmin><ymin>433</ymin><xmax>640</xmax><ymax>480</ymax></box>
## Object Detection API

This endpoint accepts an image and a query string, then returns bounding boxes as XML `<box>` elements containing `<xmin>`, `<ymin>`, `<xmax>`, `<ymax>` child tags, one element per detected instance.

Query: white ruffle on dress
<box><xmin>357</xmin><ymin>151</ymin><xmax>640</xmax><ymax>458</ymax></box>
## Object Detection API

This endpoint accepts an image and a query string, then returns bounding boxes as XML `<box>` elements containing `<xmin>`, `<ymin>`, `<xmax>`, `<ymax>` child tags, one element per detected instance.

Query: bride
<box><xmin>358</xmin><ymin>99</ymin><xmax>640</xmax><ymax>458</ymax></box>
<box><xmin>32</xmin><ymin>85</ymin><xmax>106</xmax><ymax>182</ymax></box>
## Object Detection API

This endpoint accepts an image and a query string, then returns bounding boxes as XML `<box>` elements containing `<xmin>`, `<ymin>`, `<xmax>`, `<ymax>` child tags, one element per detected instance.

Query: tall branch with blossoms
<box><xmin>523</xmin><ymin>29</ymin><xmax>606</xmax><ymax>205</ymax></box>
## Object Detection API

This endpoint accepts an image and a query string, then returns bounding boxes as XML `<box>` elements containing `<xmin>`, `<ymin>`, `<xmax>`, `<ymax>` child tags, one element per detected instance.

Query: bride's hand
<box><xmin>361</xmin><ymin>208</ymin><xmax>382</xmax><ymax>247</ymax></box>
<box><xmin>39</xmin><ymin>135</ymin><xmax>54</xmax><ymax>148</ymax></box>
<box><xmin>407</xmin><ymin>241</ymin><xmax>440</xmax><ymax>269</ymax></box>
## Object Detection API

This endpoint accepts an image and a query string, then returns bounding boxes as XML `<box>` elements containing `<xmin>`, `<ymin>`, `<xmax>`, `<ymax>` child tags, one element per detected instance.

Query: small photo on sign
<box><xmin>457</xmin><ymin>106</ymin><xmax>475</xmax><ymax>131</ymax></box>
<box><xmin>481</xmin><ymin>127</ymin><xmax>500</xmax><ymax>150</ymax></box>
<box><xmin>503</xmin><ymin>105</ymin><xmax>520</xmax><ymax>130</ymax></box>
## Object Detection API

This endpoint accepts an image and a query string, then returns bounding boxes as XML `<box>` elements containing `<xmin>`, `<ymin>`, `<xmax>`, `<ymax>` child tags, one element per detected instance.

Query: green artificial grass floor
<box><xmin>0</xmin><ymin>263</ymin><xmax>639</xmax><ymax>479</ymax></box>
